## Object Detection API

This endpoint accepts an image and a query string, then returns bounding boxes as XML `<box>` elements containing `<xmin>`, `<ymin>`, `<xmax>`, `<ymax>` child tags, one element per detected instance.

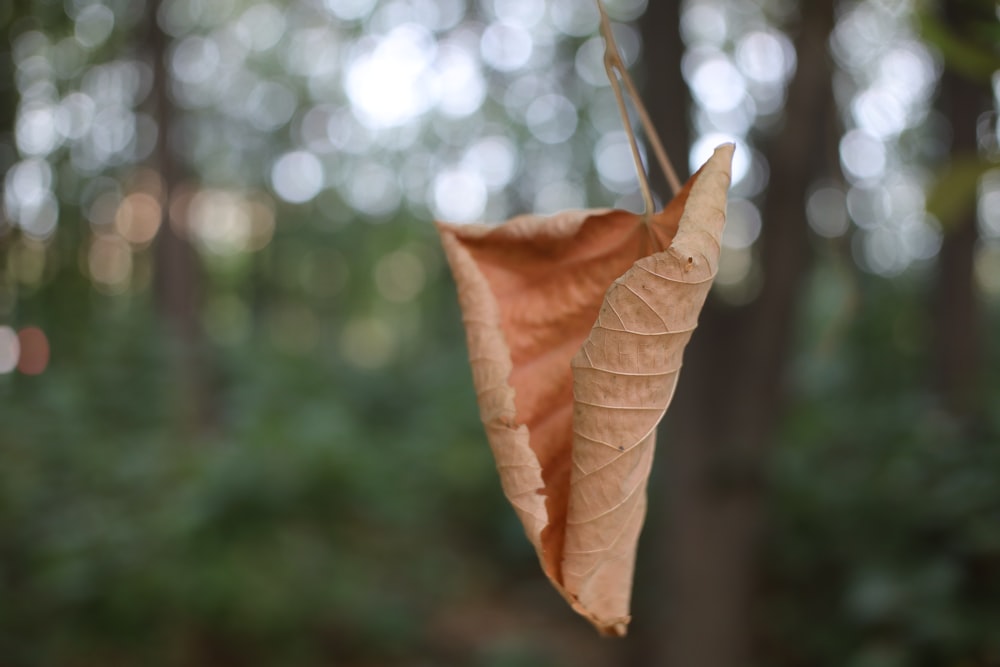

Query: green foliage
<box><xmin>5</xmin><ymin>232</ymin><xmax>999</xmax><ymax>667</ymax></box>
<box><xmin>762</xmin><ymin>273</ymin><xmax>1000</xmax><ymax>666</ymax></box>
<box><xmin>0</xmin><ymin>240</ymin><xmax>545</xmax><ymax>666</ymax></box>
<box><xmin>918</xmin><ymin>0</ymin><xmax>1000</xmax><ymax>82</ymax></box>
<box><xmin>925</xmin><ymin>156</ymin><xmax>995</xmax><ymax>232</ymax></box>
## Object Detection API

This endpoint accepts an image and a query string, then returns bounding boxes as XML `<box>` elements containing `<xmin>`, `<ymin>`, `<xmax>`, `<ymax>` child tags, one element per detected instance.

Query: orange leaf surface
<box><xmin>437</xmin><ymin>143</ymin><xmax>734</xmax><ymax>636</ymax></box>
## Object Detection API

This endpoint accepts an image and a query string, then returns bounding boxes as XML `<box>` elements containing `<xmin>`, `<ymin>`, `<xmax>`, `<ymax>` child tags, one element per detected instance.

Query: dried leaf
<box><xmin>437</xmin><ymin>143</ymin><xmax>734</xmax><ymax>636</ymax></box>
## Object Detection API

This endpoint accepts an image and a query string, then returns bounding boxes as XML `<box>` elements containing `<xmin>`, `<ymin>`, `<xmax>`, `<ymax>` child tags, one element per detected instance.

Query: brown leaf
<box><xmin>437</xmin><ymin>143</ymin><xmax>734</xmax><ymax>636</ymax></box>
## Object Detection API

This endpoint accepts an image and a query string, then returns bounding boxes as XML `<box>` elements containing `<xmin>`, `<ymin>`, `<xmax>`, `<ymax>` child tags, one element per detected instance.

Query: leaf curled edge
<box><xmin>563</xmin><ymin>143</ymin><xmax>734</xmax><ymax>636</ymax></box>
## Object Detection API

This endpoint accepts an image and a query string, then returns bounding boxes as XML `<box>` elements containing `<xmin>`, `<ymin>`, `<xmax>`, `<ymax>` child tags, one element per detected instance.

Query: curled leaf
<box><xmin>437</xmin><ymin>143</ymin><xmax>734</xmax><ymax>635</ymax></box>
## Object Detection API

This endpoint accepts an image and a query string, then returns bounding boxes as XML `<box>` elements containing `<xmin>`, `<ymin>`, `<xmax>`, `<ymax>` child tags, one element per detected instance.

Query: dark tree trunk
<box><xmin>0</xmin><ymin>4</ymin><xmax>20</xmax><ymax>258</ymax></box>
<box><xmin>625</xmin><ymin>0</ymin><xmax>689</xmax><ymax>662</ymax></box>
<box><xmin>932</xmin><ymin>3</ymin><xmax>988</xmax><ymax>421</ymax></box>
<box><xmin>146</xmin><ymin>0</ymin><xmax>213</xmax><ymax>434</ymax></box>
<box><xmin>638</xmin><ymin>0</ymin><xmax>691</xmax><ymax>190</ymax></box>
<box><xmin>632</xmin><ymin>1</ymin><xmax>838</xmax><ymax>665</ymax></box>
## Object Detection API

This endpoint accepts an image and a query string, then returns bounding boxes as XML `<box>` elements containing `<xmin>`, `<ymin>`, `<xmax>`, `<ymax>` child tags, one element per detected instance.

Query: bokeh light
<box><xmin>975</xmin><ymin>240</ymin><xmax>1000</xmax><ymax>296</ymax></box>
<box><xmin>340</xmin><ymin>316</ymin><xmax>397</xmax><ymax>368</ymax></box>
<box><xmin>16</xmin><ymin>102</ymin><xmax>61</xmax><ymax>156</ymax></box>
<box><xmin>432</xmin><ymin>169</ymin><xmax>487</xmax><ymax>223</ymax></box>
<box><xmin>480</xmin><ymin>21</ymin><xmax>533</xmax><ymax>72</ymax></box>
<box><xmin>271</xmin><ymin>151</ymin><xmax>324</xmax><ymax>204</ymax></box>
<box><xmin>722</xmin><ymin>199</ymin><xmax>762</xmax><ymax>250</ymax></box>
<box><xmin>187</xmin><ymin>189</ymin><xmax>275</xmax><ymax>255</ymax></box>
<box><xmin>234</xmin><ymin>3</ymin><xmax>286</xmax><ymax>52</ymax></box>
<box><xmin>525</xmin><ymin>94</ymin><xmax>578</xmax><ymax>144</ymax></box>
<box><xmin>682</xmin><ymin>3</ymin><xmax>727</xmax><ymax>47</ymax></box>
<box><xmin>346</xmin><ymin>24</ymin><xmax>438</xmax><ymax>128</ymax></box>
<box><xmin>461</xmin><ymin>136</ymin><xmax>518</xmax><ymax>191</ymax></box>
<box><xmin>323</xmin><ymin>0</ymin><xmax>377</xmax><ymax>22</ymax></box>
<box><xmin>374</xmin><ymin>249</ymin><xmax>426</xmax><ymax>303</ymax></box>
<box><xmin>688</xmin><ymin>53</ymin><xmax>746</xmax><ymax>113</ymax></box>
<box><xmin>828</xmin><ymin>0</ymin><xmax>945</xmax><ymax>276</ymax></box>
<box><xmin>0</xmin><ymin>0</ymin><xmax>982</xmax><ymax>338</ymax></box>
<box><xmin>342</xmin><ymin>161</ymin><xmax>402</xmax><ymax>218</ymax></box>
<box><xmin>434</xmin><ymin>43</ymin><xmax>486</xmax><ymax>118</ymax></box>
<box><xmin>807</xmin><ymin>185</ymin><xmax>850</xmax><ymax>238</ymax></box>
<box><xmin>9</xmin><ymin>239</ymin><xmax>47</xmax><ymax>286</ymax></box>
<box><xmin>115</xmin><ymin>192</ymin><xmax>162</xmax><ymax>246</ymax></box>
<box><xmin>88</xmin><ymin>235</ymin><xmax>133</xmax><ymax>293</ymax></box>
<box><xmin>575</xmin><ymin>37</ymin><xmax>609</xmax><ymax>87</ymax></box>
<box><xmin>0</xmin><ymin>326</ymin><xmax>19</xmax><ymax>374</ymax></box>
<box><xmin>74</xmin><ymin>4</ymin><xmax>115</xmax><ymax>49</ymax></box>
<box><xmin>735</xmin><ymin>29</ymin><xmax>795</xmax><ymax>86</ymax></box>
<box><xmin>550</xmin><ymin>0</ymin><xmax>599</xmax><ymax>37</ymax></box>
<box><xmin>840</xmin><ymin>129</ymin><xmax>886</xmax><ymax>182</ymax></box>
<box><xmin>534</xmin><ymin>179</ymin><xmax>585</xmax><ymax>214</ymax></box>
<box><xmin>595</xmin><ymin>131</ymin><xmax>642</xmax><ymax>194</ymax></box>
<box><xmin>978</xmin><ymin>170</ymin><xmax>1000</xmax><ymax>239</ymax></box>
<box><xmin>16</xmin><ymin>326</ymin><xmax>49</xmax><ymax>375</ymax></box>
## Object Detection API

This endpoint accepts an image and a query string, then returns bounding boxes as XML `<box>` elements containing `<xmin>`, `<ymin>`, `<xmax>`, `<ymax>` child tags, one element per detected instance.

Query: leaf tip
<box><xmin>597</xmin><ymin>619</ymin><xmax>630</xmax><ymax>638</ymax></box>
<box><xmin>715</xmin><ymin>141</ymin><xmax>736</xmax><ymax>164</ymax></box>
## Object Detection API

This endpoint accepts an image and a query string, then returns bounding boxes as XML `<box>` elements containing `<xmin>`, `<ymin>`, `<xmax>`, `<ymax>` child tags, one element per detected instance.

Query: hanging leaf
<box><xmin>437</xmin><ymin>143</ymin><xmax>734</xmax><ymax>636</ymax></box>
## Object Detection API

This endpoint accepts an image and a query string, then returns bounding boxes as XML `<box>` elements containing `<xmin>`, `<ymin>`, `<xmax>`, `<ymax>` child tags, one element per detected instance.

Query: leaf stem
<box><xmin>597</xmin><ymin>1</ymin><xmax>682</xmax><ymax>213</ymax></box>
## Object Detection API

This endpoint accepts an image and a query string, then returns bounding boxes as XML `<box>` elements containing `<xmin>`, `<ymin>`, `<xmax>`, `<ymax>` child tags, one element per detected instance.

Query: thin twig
<box><xmin>615</xmin><ymin>60</ymin><xmax>682</xmax><ymax>196</ymax></box>
<box><xmin>597</xmin><ymin>1</ymin><xmax>682</xmax><ymax>205</ymax></box>
<box><xmin>603</xmin><ymin>50</ymin><xmax>655</xmax><ymax>217</ymax></box>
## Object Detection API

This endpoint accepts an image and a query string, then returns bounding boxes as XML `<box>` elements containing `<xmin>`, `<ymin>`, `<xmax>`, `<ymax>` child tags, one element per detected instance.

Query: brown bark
<box><xmin>638</xmin><ymin>0</ymin><xmax>691</xmax><ymax>190</ymax></box>
<box><xmin>932</xmin><ymin>4</ymin><xmax>988</xmax><ymax>420</ymax></box>
<box><xmin>146</xmin><ymin>0</ymin><xmax>212</xmax><ymax>434</ymax></box>
<box><xmin>0</xmin><ymin>5</ymin><xmax>20</xmax><ymax>261</ymax></box>
<box><xmin>632</xmin><ymin>1</ymin><xmax>838</xmax><ymax>665</ymax></box>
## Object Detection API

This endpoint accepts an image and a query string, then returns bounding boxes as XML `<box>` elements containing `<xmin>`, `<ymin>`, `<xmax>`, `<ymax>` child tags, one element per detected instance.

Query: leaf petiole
<box><xmin>597</xmin><ymin>0</ymin><xmax>682</xmax><ymax>214</ymax></box>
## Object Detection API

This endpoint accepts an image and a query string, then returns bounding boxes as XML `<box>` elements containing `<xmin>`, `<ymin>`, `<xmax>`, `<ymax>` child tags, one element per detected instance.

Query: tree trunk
<box><xmin>146</xmin><ymin>0</ymin><xmax>213</xmax><ymax>434</ymax></box>
<box><xmin>633</xmin><ymin>1</ymin><xmax>838</xmax><ymax>665</ymax></box>
<box><xmin>932</xmin><ymin>3</ymin><xmax>988</xmax><ymax>421</ymax></box>
<box><xmin>638</xmin><ymin>0</ymin><xmax>691</xmax><ymax>190</ymax></box>
<box><xmin>0</xmin><ymin>4</ymin><xmax>20</xmax><ymax>265</ymax></box>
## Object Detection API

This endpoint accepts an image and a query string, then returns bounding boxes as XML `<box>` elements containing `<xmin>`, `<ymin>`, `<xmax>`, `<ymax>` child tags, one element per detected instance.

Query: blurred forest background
<box><xmin>1</xmin><ymin>0</ymin><xmax>999</xmax><ymax>665</ymax></box>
